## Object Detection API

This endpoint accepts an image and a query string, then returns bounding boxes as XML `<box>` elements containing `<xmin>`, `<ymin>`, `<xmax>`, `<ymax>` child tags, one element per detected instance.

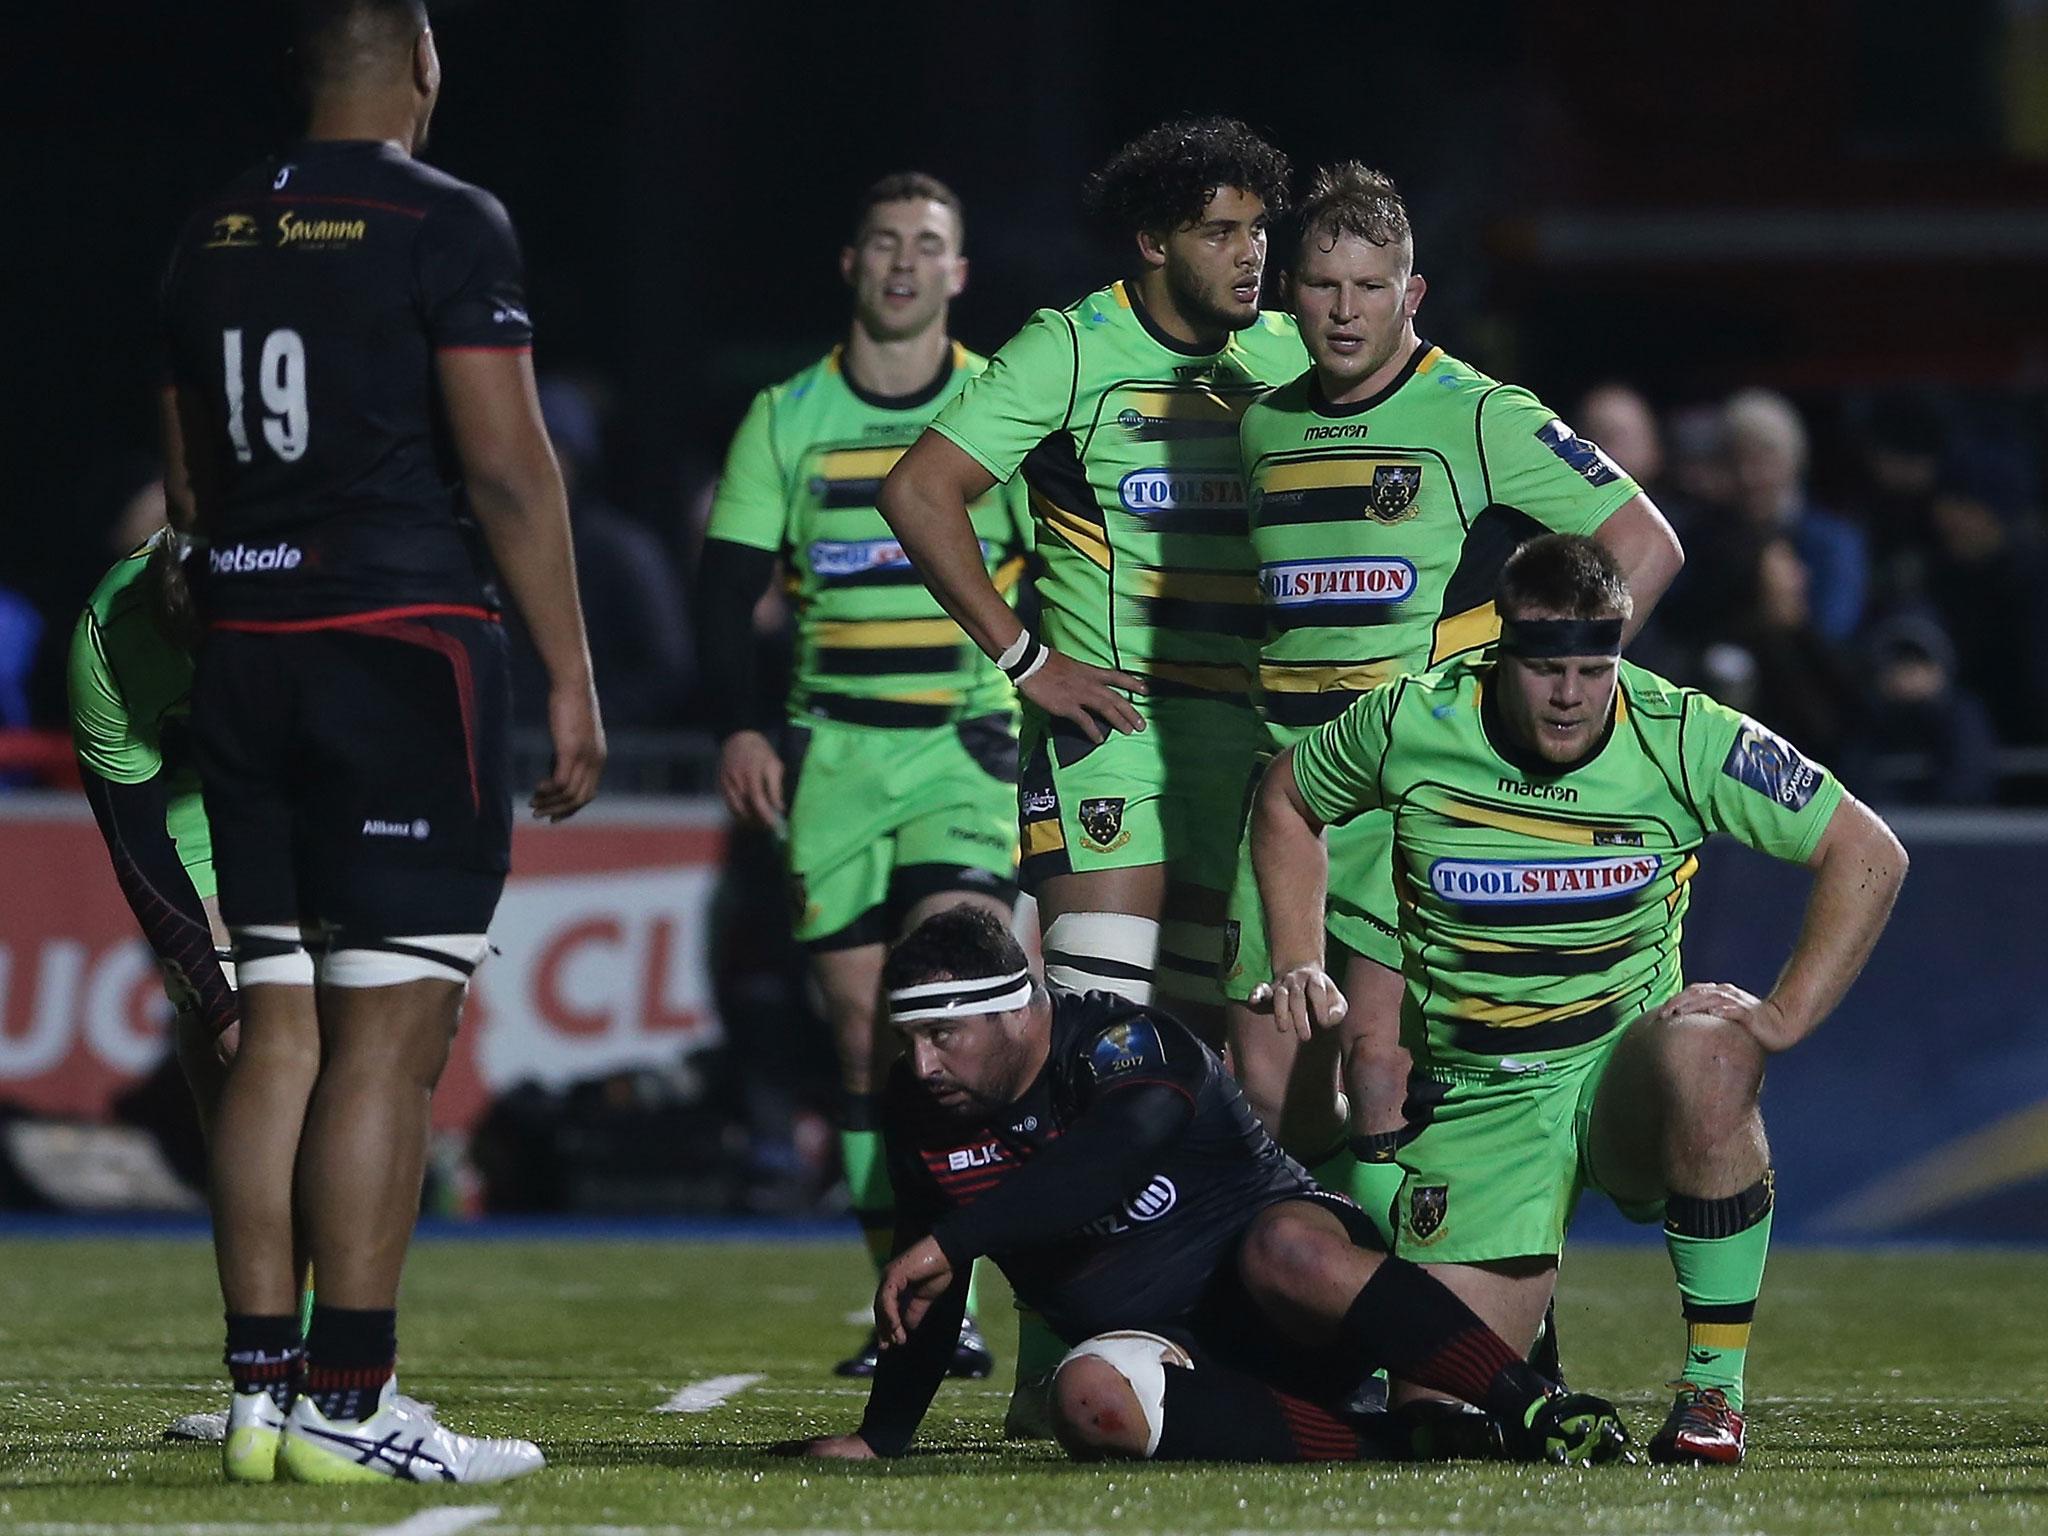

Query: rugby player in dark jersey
<box><xmin>160</xmin><ymin>0</ymin><xmax>602</xmax><ymax>1485</ymax></box>
<box><xmin>783</xmin><ymin>909</ymin><xmax>1630</xmax><ymax>1465</ymax></box>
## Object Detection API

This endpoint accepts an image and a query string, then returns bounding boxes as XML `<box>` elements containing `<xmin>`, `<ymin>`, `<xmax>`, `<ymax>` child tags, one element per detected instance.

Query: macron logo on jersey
<box><xmin>208</xmin><ymin>542</ymin><xmax>303</xmax><ymax>575</ymax></box>
<box><xmin>1429</xmin><ymin>855</ymin><xmax>1661</xmax><ymax>904</ymax></box>
<box><xmin>1261</xmin><ymin>557</ymin><xmax>1417</xmax><ymax>607</ymax></box>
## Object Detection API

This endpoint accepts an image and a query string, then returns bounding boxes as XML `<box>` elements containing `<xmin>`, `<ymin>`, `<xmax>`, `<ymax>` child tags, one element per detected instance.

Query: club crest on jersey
<box><xmin>1722</xmin><ymin>720</ymin><xmax>1824</xmax><ymax>811</ymax></box>
<box><xmin>1535</xmin><ymin>419</ymin><xmax>1622</xmax><ymax>487</ymax></box>
<box><xmin>1221</xmin><ymin>920</ymin><xmax>1241</xmax><ymax>974</ymax></box>
<box><xmin>1368</xmin><ymin>463</ymin><xmax>1423</xmax><ymax>521</ymax></box>
<box><xmin>1428</xmin><ymin>855</ymin><xmax>1661</xmax><ymax>904</ymax></box>
<box><xmin>1078</xmin><ymin>797</ymin><xmax>1130</xmax><ymax>851</ymax></box>
<box><xmin>1262</xmin><ymin>557</ymin><xmax>1417</xmax><ymax>607</ymax></box>
<box><xmin>204</xmin><ymin>213</ymin><xmax>263</xmax><ymax>249</ymax></box>
<box><xmin>1089</xmin><ymin>1018</ymin><xmax>1164</xmax><ymax>1078</ymax></box>
<box><xmin>1406</xmin><ymin>1184</ymin><xmax>1449</xmax><ymax>1243</ymax></box>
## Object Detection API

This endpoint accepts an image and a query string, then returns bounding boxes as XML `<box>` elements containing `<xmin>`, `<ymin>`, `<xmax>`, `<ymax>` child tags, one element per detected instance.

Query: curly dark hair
<box><xmin>1297</xmin><ymin>161</ymin><xmax>1411</xmax><ymax>256</ymax></box>
<box><xmin>1083</xmin><ymin>116</ymin><xmax>1291</xmax><ymax>238</ymax></box>
<box><xmin>1498</xmin><ymin>534</ymin><xmax>1634</xmax><ymax>622</ymax></box>
<box><xmin>883</xmin><ymin>906</ymin><xmax>1028</xmax><ymax>993</ymax></box>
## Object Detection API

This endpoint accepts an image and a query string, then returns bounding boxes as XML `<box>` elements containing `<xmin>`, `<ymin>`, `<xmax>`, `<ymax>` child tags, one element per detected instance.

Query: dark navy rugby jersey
<box><xmin>161</xmin><ymin>139</ymin><xmax>533</xmax><ymax>622</ymax></box>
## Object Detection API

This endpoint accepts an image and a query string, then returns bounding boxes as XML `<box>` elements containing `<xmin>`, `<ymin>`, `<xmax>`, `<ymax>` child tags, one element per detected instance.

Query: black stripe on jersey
<box><xmin>1134</xmin><ymin>597</ymin><xmax>1266</xmax><ymax>639</ymax></box>
<box><xmin>1122</xmin><ymin>417</ymin><xmax>1239</xmax><ymax>443</ymax></box>
<box><xmin>1253</xmin><ymin>484</ymin><xmax>1374</xmax><ymax>528</ymax></box>
<box><xmin>819</xmin><ymin>477</ymin><xmax>886</xmax><ymax>509</ymax></box>
<box><xmin>814</xmin><ymin>644</ymin><xmax>969</xmax><ymax>678</ymax></box>
<box><xmin>1264</xmin><ymin>690</ymin><xmax>1364</xmax><ymax>728</ymax></box>
<box><xmin>802</xmin><ymin>693</ymin><xmax>959</xmax><ymax>728</ymax></box>
<box><xmin>1447</xmin><ymin>1001</ymin><xmax>1621</xmax><ymax>1056</ymax></box>
<box><xmin>1439</xmin><ymin>504</ymin><xmax>1550</xmax><ymax>625</ymax></box>
<box><xmin>1021</xmin><ymin>431</ymin><xmax>1107</xmax><ymax>527</ymax></box>
<box><xmin>1268</xmin><ymin>602</ymin><xmax>1405</xmax><ymax>634</ymax></box>
<box><xmin>1441</xmin><ymin>942</ymin><xmax>1640</xmax><ymax>979</ymax></box>
<box><xmin>1434</xmin><ymin>893</ymin><xmax>1644</xmax><ymax>927</ymax></box>
<box><xmin>1141</xmin><ymin>509</ymin><xmax>1249</xmax><ymax>538</ymax></box>
<box><xmin>814</xmin><ymin>565</ymin><xmax>928</xmax><ymax>589</ymax></box>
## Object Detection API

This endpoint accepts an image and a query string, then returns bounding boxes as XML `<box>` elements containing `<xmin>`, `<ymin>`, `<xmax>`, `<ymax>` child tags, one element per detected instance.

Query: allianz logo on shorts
<box><xmin>362</xmin><ymin>817</ymin><xmax>431</xmax><ymax>840</ymax></box>
<box><xmin>809</xmin><ymin>537</ymin><xmax>991</xmax><ymax>578</ymax></box>
<box><xmin>1261</xmin><ymin>557</ymin><xmax>1417</xmax><ymax>607</ymax></box>
<box><xmin>1429</xmin><ymin>855</ymin><xmax>1660</xmax><ymax>904</ymax></box>
<box><xmin>209</xmin><ymin>541</ymin><xmax>304</xmax><ymax>574</ymax></box>
<box><xmin>1117</xmin><ymin>469</ymin><xmax>1244</xmax><ymax>514</ymax></box>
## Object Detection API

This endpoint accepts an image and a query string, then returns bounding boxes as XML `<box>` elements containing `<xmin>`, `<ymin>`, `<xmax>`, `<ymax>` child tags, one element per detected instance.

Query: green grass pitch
<box><xmin>1</xmin><ymin>1235</ymin><xmax>2044</xmax><ymax>1533</ymax></box>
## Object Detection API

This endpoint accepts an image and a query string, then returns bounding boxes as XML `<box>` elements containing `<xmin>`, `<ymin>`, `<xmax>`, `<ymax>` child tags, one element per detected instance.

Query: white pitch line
<box><xmin>652</xmin><ymin>1372</ymin><xmax>764</xmax><ymax>1413</ymax></box>
<box><xmin>361</xmin><ymin>1508</ymin><xmax>499</xmax><ymax>1536</ymax></box>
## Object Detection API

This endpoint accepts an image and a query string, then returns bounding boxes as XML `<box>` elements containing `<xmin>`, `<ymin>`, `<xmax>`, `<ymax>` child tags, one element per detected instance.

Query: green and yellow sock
<box><xmin>1663</xmin><ymin>1172</ymin><xmax>1775</xmax><ymax>1411</ymax></box>
<box><xmin>840</xmin><ymin>1094</ymin><xmax>895</xmax><ymax>1276</ymax></box>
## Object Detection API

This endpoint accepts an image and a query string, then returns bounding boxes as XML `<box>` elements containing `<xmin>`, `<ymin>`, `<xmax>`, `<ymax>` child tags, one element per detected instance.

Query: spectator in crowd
<box><xmin>1696</xmin><ymin>532</ymin><xmax>1858</xmax><ymax>766</ymax></box>
<box><xmin>507</xmin><ymin>377</ymin><xmax>694</xmax><ymax>731</ymax></box>
<box><xmin>1916</xmin><ymin>452</ymin><xmax>2048</xmax><ymax>747</ymax></box>
<box><xmin>1576</xmin><ymin>383</ymin><xmax>1696</xmax><ymax>677</ymax></box>
<box><xmin>1841</xmin><ymin>612</ymin><xmax>1998</xmax><ymax>806</ymax></box>
<box><xmin>1724</xmin><ymin>388</ymin><xmax>1869</xmax><ymax>643</ymax></box>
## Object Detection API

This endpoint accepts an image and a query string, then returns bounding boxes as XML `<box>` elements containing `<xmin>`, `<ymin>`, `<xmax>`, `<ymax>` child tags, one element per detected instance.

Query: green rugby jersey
<box><xmin>707</xmin><ymin>343</ymin><xmax>1032</xmax><ymax>728</ymax></box>
<box><xmin>930</xmin><ymin>281</ymin><xmax>1307</xmax><ymax>705</ymax></box>
<box><xmin>66</xmin><ymin>532</ymin><xmax>214</xmax><ymax>893</ymax></box>
<box><xmin>1244</xmin><ymin>343</ymin><xmax>1638</xmax><ymax>740</ymax></box>
<box><xmin>1292</xmin><ymin>656</ymin><xmax>1845</xmax><ymax>1071</ymax></box>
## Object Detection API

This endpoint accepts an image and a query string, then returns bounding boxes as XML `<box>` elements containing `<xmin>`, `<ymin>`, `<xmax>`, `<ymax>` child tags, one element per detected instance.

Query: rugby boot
<box><xmin>1389</xmin><ymin>1398</ymin><xmax>1507</xmax><ymax>1461</ymax></box>
<box><xmin>222</xmin><ymin>1389</ymin><xmax>286</xmax><ymax>1483</ymax></box>
<box><xmin>278</xmin><ymin>1379</ymin><xmax>543</xmax><ymax>1484</ymax></box>
<box><xmin>1648</xmin><ymin>1383</ymin><xmax>1745</xmax><ymax>1465</ymax></box>
<box><xmin>835</xmin><ymin>1316</ymin><xmax>994</xmax><ymax>1380</ymax></box>
<box><xmin>1002</xmin><ymin>1370</ymin><xmax>1055</xmax><ymax>1440</ymax></box>
<box><xmin>166</xmin><ymin>1407</ymin><xmax>229</xmax><ymax>1443</ymax></box>
<box><xmin>1507</xmin><ymin>1389</ymin><xmax>1632</xmax><ymax>1466</ymax></box>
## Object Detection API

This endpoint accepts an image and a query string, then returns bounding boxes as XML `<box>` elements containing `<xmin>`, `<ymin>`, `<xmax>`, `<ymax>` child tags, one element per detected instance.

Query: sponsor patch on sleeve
<box><xmin>1722</xmin><ymin>719</ymin><xmax>1825</xmax><ymax>811</ymax></box>
<box><xmin>1086</xmin><ymin>1016</ymin><xmax>1168</xmax><ymax>1081</ymax></box>
<box><xmin>1535</xmin><ymin>418</ymin><xmax>1622</xmax><ymax>488</ymax></box>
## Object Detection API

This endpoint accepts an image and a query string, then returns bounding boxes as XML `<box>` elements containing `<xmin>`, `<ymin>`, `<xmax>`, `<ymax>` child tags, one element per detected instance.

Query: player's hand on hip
<box><xmin>1249</xmin><ymin>964</ymin><xmax>1349</xmax><ymax>1042</ymax></box>
<box><xmin>532</xmin><ymin>680</ymin><xmax>606</xmax><ymax>821</ymax></box>
<box><xmin>716</xmin><ymin>729</ymin><xmax>786</xmax><ymax>829</ymax></box>
<box><xmin>1018</xmin><ymin>648</ymin><xmax>1148</xmax><ymax>744</ymax></box>
<box><xmin>1657</xmin><ymin>981</ymin><xmax>1796</xmax><ymax>1052</ymax></box>
<box><xmin>771</xmin><ymin>1433</ymin><xmax>877</xmax><ymax>1459</ymax></box>
<box><xmin>876</xmin><ymin>1235</ymin><xmax>954</xmax><ymax>1348</ymax></box>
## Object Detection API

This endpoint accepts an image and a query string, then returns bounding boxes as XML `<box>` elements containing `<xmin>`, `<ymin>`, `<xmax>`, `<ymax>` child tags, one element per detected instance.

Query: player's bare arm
<box><xmin>439</xmin><ymin>345</ymin><xmax>606</xmax><ymax>821</ymax></box>
<box><xmin>1247</xmin><ymin>749</ymin><xmax>1348</xmax><ymax>1041</ymax></box>
<box><xmin>1592</xmin><ymin>494</ymin><xmax>1684</xmax><ymax>642</ymax></box>
<box><xmin>1661</xmin><ymin>793</ymin><xmax>1907</xmax><ymax>1053</ymax></box>
<box><xmin>880</xmin><ymin>432</ymin><xmax>1146</xmax><ymax>744</ymax></box>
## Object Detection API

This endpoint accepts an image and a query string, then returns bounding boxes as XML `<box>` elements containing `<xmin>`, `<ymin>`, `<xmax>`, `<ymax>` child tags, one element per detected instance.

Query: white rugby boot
<box><xmin>278</xmin><ymin>1379</ymin><xmax>543</xmax><ymax>1484</ymax></box>
<box><xmin>222</xmin><ymin>1389</ymin><xmax>287</xmax><ymax>1482</ymax></box>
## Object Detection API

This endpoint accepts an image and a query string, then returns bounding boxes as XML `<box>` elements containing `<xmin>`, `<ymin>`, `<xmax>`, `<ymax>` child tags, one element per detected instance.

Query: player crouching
<box><xmin>783</xmin><ymin>909</ymin><xmax>1630</xmax><ymax>1465</ymax></box>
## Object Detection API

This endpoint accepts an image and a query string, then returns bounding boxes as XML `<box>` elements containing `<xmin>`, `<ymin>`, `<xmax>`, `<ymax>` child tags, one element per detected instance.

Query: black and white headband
<box><xmin>888</xmin><ymin>969</ymin><xmax>1034</xmax><ymax>1023</ymax></box>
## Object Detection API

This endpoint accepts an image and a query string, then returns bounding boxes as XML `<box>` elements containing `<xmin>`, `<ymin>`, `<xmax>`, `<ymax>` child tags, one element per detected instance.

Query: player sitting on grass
<box><xmin>785</xmin><ymin>907</ymin><xmax>1629</xmax><ymax>1465</ymax></box>
<box><xmin>1250</xmin><ymin>534</ymin><xmax>1908</xmax><ymax>1464</ymax></box>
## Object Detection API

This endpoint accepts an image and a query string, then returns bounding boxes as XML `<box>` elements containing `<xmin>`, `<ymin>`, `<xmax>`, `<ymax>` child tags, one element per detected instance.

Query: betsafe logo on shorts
<box><xmin>208</xmin><ymin>541</ymin><xmax>304</xmax><ymax>575</ymax></box>
<box><xmin>1428</xmin><ymin>855</ymin><xmax>1662</xmax><ymax>905</ymax></box>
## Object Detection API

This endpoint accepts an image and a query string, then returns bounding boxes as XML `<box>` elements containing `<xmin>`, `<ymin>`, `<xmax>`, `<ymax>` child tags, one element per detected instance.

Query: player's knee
<box><xmin>1042</xmin><ymin>912</ymin><xmax>1160</xmax><ymax>1005</ymax></box>
<box><xmin>1652</xmin><ymin>1014</ymin><xmax>1765</xmax><ymax>1123</ymax></box>
<box><xmin>1051</xmin><ymin>1332</ymin><xmax>1185</xmax><ymax>1460</ymax></box>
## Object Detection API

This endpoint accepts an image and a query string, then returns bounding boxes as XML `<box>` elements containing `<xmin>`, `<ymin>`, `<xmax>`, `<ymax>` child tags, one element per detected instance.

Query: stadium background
<box><xmin>3</xmin><ymin>0</ymin><xmax>2046</xmax><ymax>1242</ymax></box>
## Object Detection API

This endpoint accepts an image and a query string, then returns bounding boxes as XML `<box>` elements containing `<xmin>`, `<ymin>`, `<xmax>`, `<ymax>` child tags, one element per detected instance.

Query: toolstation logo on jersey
<box><xmin>1261</xmin><ymin>557</ymin><xmax>1417</xmax><ymax>607</ymax></box>
<box><xmin>1117</xmin><ymin>469</ymin><xmax>1245</xmax><ymax>515</ymax></box>
<box><xmin>1428</xmin><ymin>855</ymin><xmax>1662</xmax><ymax>904</ymax></box>
<box><xmin>810</xmin><ymin>537</ymin><xmax>991</xmax><ymax>578</ymax></box>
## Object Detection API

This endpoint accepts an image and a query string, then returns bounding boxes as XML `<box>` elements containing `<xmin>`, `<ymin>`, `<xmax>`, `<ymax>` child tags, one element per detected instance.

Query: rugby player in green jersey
<box><xmin>698</xmin><ymin>173</ymin><xmax>1031</xmax><ymax>1381</ymax></box>
<box><xmin>1223</xmin><ymin>165</ymin><xmax>1684</xmax><ymax>1233</ymax></box>
<box><xmin>1251</xmin><ymin>535</ymin><xmax>1908</xmax><ymax>1464</ymax></box>
<box><xmin>879</xmin><ymin>117</ymin><xmax>1305</xmax><ymax>1031</ymax></box>
<box><xmin>68</xmin><ymin>528</ymin><xmax>314</xmax><ymax>1441</ymax></box>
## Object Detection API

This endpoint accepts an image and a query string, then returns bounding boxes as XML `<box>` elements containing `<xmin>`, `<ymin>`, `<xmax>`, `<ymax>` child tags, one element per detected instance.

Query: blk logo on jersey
<box><xmin>1428</xmin><ymin>855</ymin><xmax>1661</xmax><ymax>904</ymax></box>
<box><xmin>1261</xmin><ymin>557</ymin><xmax>1417</xmax><ymax>607</ymax></box>
<box><xmin>1535</xmin><ymin>419</ymin><xmax>1622</xmax><ymax>487</ymax></box>
<box><xmin>1368</xmin><ymin>463</ymin><xmax>1422</xmax><ymax>520</ymax></box>
<box><xmin>1722</xmin><ymin>720</ymin><xmax>1824</xmax><ymax>811</ymax></box>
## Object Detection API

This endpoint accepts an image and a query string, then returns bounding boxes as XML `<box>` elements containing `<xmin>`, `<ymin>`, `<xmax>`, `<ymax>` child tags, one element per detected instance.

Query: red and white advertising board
<box><xmin>0</xmin><ymin>795</ymin><xmax>728</xmax><ymax>1131</ymax></box>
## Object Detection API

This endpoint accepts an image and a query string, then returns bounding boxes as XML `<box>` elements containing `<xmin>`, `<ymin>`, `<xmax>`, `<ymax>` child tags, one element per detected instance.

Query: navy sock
<box><xmin>225</xmin><ymin>1312</ymin><xmax>302</xmax><ymax>1408</ymax></box>
<box><xmin>303</xmin><ymin>1305</ymin><xmax>398</xmax><ymax>1423</ymax></box>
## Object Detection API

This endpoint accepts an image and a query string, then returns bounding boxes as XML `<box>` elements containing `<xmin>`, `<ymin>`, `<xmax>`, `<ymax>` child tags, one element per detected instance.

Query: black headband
<box><xmin>1498</xmin><ymin>617</ymin><xmax>1624</xmax><ymax>658</ymax></box>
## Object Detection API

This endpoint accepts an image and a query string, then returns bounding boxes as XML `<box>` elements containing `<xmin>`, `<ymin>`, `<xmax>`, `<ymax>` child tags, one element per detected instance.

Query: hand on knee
<box><xmin>1051</xmin><ymin>1354</ymin><xmax>1153</xmax><ymax>1459</ymax></box>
